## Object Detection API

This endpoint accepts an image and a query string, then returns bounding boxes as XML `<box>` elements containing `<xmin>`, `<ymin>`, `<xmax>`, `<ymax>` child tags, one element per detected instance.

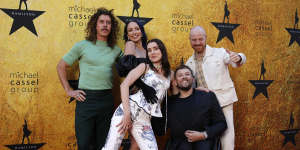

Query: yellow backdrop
<box><xmin>0</xmin><ymin>0</ymin><xmax>299</xmax><ymax>149</ymax></box>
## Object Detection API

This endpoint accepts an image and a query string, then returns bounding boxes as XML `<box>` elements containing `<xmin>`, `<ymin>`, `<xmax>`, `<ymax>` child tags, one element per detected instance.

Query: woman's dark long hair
<box><xmin>123</xmin><ymin>21</ymin><xmax>147</xmax><ymax>49</ymax></box>
<box><xmin>85</xmin><ymin>7</ymin><xmax>119</xmax><ymax>48</ymax></box>
<box><xmin>146</xmin><ymin>39</ymin><xmax>171</xmax><ymax>78</ymax></box>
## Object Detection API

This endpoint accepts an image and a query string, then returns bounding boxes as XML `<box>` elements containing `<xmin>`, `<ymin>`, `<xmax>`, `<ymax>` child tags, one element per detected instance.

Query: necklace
<box><xmin>154</xmin><ymin>64</ymin><xmax>162</xmax><ymax>71</ymax></box>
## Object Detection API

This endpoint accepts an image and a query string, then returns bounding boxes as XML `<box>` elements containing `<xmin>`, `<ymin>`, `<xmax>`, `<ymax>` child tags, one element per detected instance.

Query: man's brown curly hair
<box><xmin>85</xmin><ymin>7</ymin><xmax>119</xmax><ymax>48</ymax></box>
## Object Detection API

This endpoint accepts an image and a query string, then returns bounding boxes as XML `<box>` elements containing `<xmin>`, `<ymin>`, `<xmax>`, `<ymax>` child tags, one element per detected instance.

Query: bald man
<box><xmin>185</xmin><ymin>26</ymin><xmax>246</xmax><ymax>150</ymax></box>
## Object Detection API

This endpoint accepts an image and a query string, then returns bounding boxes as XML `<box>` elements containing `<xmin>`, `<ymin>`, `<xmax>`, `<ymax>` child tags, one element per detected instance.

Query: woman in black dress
<box><xmin>116</xmin><ymin>21</ymin><xmax>158</xmax><ymax>150</ymax></box>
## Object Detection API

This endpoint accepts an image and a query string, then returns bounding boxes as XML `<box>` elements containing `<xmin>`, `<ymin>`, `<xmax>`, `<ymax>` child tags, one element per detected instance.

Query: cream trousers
<box><xmin>221</xmin><ymin>104</ymin><xmax>235</xmax><ymax>150</ymax></box>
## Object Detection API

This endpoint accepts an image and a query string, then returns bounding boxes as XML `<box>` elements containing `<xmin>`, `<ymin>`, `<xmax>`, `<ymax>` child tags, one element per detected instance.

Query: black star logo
<box><xmin>211</xmin><ymin>23</ymin><xmax>240</xmax><ymax>44</ymax></box>
<box><xmin>118</xmin><ymin>0</ymin><xmax>152</xmax><ymax>26</ymax></box>
<box><xmin>0</xmin><ymin>8</ymin><xmax>45</xmax><ymax>36</ymax></box>
<box><xmin>279</xmin><ymin>112</ymin><xmax>299</xmax><ymax>147</ymax></box>
<box><xmin>210</xmin><ymin>0</ymin><xmax>240</xmax><ymax>44</ymax></box>
<box><xmin>249</xmin><ymin>60</ymin><xmax>273</xmax><ymax>100</ymax></box>
<box><xmin>4</xmin><ymin>119</ymin><xmax>46</xmax><ymax>149</ymax></box>
<box><xmin>249</xmin><ymin>80</ymin><xmax>273</xmax><ymax>99</ymax></box>
<box><xmin>280</xmin><ymin>129</ymin><xmax>299</xmax><ymax>147</ymax></box>
<box><xmin>117</xmin><ymin>16</ymin><xmax>152</xmax><ymax>26</ymax></box>
<box><xmin>5</xmin><ymin>143</ymin><xmax>46</xmax><ymax>150</ymax></box>
<box><xmin>286</xmin><ymin>28</ymin><xmax>300</xmax><ymax>46</ymax></box>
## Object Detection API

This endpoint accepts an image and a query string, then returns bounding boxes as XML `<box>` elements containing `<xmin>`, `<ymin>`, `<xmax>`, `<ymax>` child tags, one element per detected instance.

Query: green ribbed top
<box><xmin>63</xmin><ymin>40</ymin><xmax>122</xmax><ymax>90</ymax></box>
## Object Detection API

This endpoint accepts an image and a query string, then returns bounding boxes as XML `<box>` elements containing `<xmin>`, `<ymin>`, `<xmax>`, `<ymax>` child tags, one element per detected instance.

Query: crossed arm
<box><xmin>117</xmin><ymin>63</ymin><xmax>148</xmax><ymax>133</ymax></box>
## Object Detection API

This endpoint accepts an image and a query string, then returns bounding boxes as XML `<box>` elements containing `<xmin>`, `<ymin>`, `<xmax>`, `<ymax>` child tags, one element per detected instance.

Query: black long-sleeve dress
<box><xmin>116</xmin><ymin>55</ymin><xmax>158</xmax><ymax>103</ymax></box>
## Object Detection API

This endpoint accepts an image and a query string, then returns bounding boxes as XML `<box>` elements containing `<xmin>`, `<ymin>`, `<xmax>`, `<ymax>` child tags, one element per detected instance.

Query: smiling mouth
<box><xmin>182</xmin><ymin>80</ymin><xmax>189</xmax><ymax>83</ymax></box>
<box><xmin>150</xmin><ymin>56</ymin><xmax>159</xmax><ymax>61</ymax></box>
<box><xmin>131</xmin><ymin>35</ymin><xmax>140</xmax><ymax>38</ymax></box>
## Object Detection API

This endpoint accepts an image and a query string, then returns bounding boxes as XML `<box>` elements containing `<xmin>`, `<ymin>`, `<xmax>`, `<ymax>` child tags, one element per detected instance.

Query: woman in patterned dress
<box><xmin>101</xmin><ymin>39</ymin><xmax>171</xmax><ymax>150</ymax></box>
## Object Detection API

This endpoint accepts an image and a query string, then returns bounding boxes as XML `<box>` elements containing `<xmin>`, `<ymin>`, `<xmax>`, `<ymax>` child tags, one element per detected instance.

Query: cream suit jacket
<box><xmin>186</xmin><ymin>45</ymin><xmax>246</xmax><ymax>107</ymax></box>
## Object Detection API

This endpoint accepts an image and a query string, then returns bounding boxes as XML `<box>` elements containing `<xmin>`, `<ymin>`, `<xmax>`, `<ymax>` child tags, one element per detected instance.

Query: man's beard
<box><xmin>177</xmin><ymin>83</ymin><xmax>192</xmax><ymax>91</ymax></box>
<box><xmin>195</xmin><ymin>44</ymin><xmax>206</xmax><ymax>54</ymax></box>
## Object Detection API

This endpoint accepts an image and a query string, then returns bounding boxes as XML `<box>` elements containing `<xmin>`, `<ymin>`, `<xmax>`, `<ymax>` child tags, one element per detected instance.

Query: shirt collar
<box><xmin>192</xmin><ymin>45</ymin><xmax>213</xmax><ymax>60</ymax></box>
<box><xmin>96</xmin><ymin>40</ymin><xmax>108</xmax><ymax>46</ymax></box>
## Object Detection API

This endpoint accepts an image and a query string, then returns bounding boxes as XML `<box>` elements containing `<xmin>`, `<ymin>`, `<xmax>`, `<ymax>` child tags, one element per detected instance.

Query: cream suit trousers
<box><xmin>221</xmin><ymin>104</ymin><xmax>235</xmax><ymax>150</ymax></box>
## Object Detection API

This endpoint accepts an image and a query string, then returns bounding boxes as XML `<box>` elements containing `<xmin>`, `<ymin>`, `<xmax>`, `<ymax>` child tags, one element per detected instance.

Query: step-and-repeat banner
<box><xmin>0</xmin><ymin>0</ymin><xmax>299</xmax><ymax>149</ymax></box>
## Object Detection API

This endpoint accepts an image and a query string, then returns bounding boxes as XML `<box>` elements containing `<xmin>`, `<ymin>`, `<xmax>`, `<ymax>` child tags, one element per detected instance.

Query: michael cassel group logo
<box><xmin>9</xmin><ymin>71</ymin><xmax>39</xmax><ymax>94</ymax></box>
<box><xmin>67</xmin><ymin>5</ymin><xmax>97</xmax><ymax>28</ymax></box>
<box><xmin>0</xmin><ymin>0</ymin><xmax>45</xmax><ymax>36</ymax></box>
